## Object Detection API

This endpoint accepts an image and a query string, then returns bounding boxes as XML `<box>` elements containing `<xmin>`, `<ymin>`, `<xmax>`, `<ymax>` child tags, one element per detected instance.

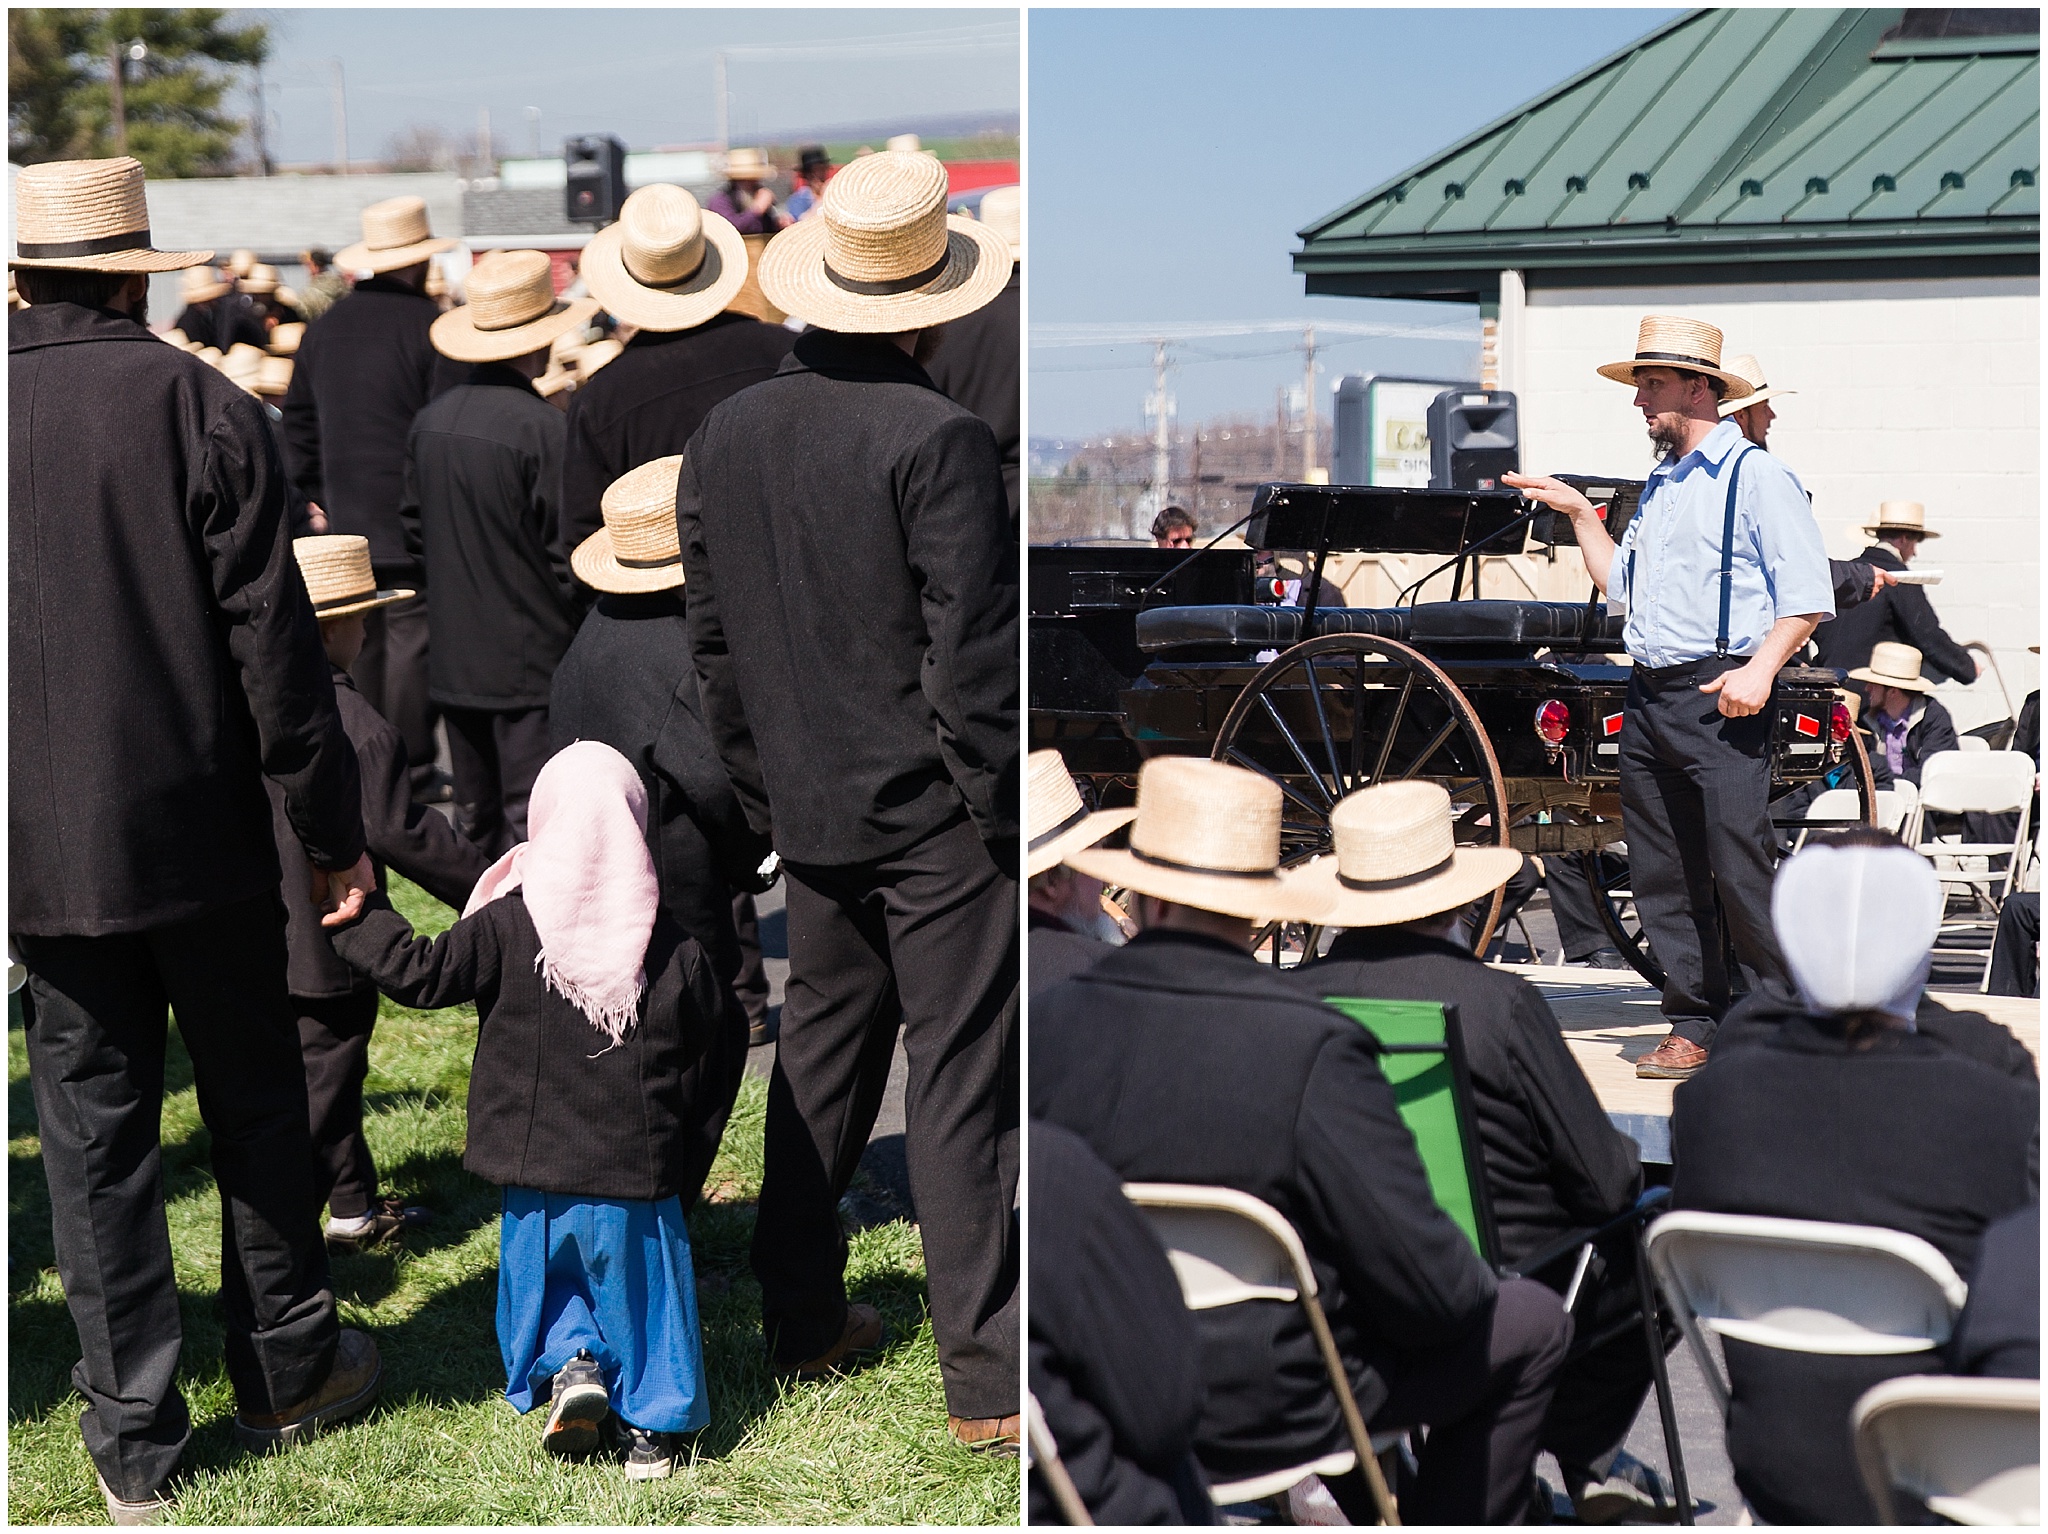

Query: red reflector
<box><xmin>1830</xmin><ymin>702</ymin><xmax>1853</xmax><ymax>743</ymax></box>
<box><xmin>1535</xmin><ymin>699</ymin><xmax>1570</xmax><ymax>746</ymax></box>
<box><xmin>1795</xmin><ymin>714</ymin><xmax>1820</xmax><ymax>738</ymax></box>
<box><xmin>1602</xmin><ymin>712</ymin><xmax>1624</xmax><ymax>737</ymax></box>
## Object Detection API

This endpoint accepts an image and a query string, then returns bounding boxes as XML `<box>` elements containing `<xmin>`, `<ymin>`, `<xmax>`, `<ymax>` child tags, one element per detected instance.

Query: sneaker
<box><xmin>1566</xmin><ymin>1450</ymin><xmax>1674</xmax><ymax>1524</ymax></box>
<box><xmin>231</xmin><ymin>1327</ymin><xmax>382</xmax><ymax>1451</ymax></box>
<box><xmin>619</xmin><ymin>1422</ymin><xmax>682</xmax><ymax>1480</ymax></box>
<box><xmin>781</xmin><ymin>1302</ymin><xmax>883</xmax><ymax>1381</ymax></box>
<box><xmin>1634</xmin><ymin>1033</ymin><xmax>1709</xmax><ymax>1080</ymax></box>
<box><xmin>948</xmin><ymin>1413</ymin><xmax>1020</xmax><ymax>1455</ymax></box>
<box><xmin>96</xmin><ymin>1472</ymin><xmax>172</xmax><ymax>1526</ymax></box>
<box><xmin>544</xmin><ymin>1350</ymin><xmax>610</xmax><ymax>1457</ymax></box>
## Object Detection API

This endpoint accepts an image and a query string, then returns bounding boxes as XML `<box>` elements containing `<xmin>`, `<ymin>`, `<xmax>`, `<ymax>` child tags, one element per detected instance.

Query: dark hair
<box><xmin>305</xmin><ymin>247</ymin><xmax>331</xmax><ymax>269</ymax></box>
<box><xmin>1704</xmin><ymin>375</ymin><xmax>1727</xmax><ymax>400</ymax></box>
<box><xmin>1806</xmin><ymin>824</ymin><xmax>1902</xmax><ymax>852</ymax></box>
<box><xmin>1151</xmin><ymin>505</ymin><xmax>1197</xmax><ymax>539</ymax></box>
<box><xmin>14</xmin><ymin>267</ymin><xmax>130</xmax><ymax>309</ymax></box>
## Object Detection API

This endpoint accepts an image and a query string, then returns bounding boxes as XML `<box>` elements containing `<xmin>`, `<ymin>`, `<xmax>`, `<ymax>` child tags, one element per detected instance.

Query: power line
<box><xmin>1033</xmin><ymin>317</ymin><xmax>1477</xmax><ymax>347</ymax></box>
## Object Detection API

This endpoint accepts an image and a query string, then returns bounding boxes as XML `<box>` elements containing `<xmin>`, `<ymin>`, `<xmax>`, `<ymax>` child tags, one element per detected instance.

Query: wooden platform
<box><xmin>1494</xmin><ymin>964</ymin><xmax>2042</xmax><ymax>1164</ymax></box>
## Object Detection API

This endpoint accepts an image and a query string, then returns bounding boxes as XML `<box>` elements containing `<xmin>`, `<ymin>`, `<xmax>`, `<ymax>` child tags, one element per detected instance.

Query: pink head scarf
<box><xmin>462</xmin><ymin>740</ymin><xmax>658</xmax><ymax>1046</ymax></box>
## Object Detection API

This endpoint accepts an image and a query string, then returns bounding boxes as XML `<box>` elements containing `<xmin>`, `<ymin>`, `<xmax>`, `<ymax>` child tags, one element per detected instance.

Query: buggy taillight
<box><xmin>1535</xmin><ymin>699</ymin><xmax>1570</xmax><ymax>746</ymax></box>
<box><xmin>1830</xmin><ymin>702</ymin><xmax>1853</xmax><ymax>743</ymax></box>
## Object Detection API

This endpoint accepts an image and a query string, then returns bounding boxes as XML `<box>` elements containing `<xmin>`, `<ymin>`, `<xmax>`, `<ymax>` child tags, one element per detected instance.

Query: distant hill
<box><xmin>759</xmin><ymin>109</ymin><xmax>1017</xmax><ymax>143</ymax></box>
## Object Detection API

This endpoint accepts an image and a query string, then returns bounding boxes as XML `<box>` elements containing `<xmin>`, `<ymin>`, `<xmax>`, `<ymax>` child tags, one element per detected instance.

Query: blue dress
<box><xmin>497</xmin><ymin>1188</ymin><xmax>709</xmax><ymax>1434</ymax></box>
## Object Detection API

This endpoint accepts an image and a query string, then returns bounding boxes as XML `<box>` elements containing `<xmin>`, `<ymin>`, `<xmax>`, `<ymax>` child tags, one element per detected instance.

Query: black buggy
<box><xmin>1030</xmin><ymin>479</ymin><xmax>1877</xmax><ymax>980</ymax></box>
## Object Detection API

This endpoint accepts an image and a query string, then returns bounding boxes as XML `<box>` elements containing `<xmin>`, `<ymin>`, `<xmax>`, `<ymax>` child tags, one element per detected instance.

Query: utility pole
<box><xmin>1275</xmin><ymin>387</ymin><xmax>1288</xmax><ymax>477</ymax></box>
<box><xmin>714</xmin><ymin>52</ymin><xmax>729</xmax><ymax>151</ymax></box>
<box><xmin>108</xmin><ymin>41</ymin><xmax>127</xmax><ymax>156</ymax></box>
<box><xmin>330</xmin><ymin>59</ymin><xmax>348</xmax><ymax>174</ymax></box>
<box><xmin>478</xmin><ymin>107</ymin><xmax>492</xmax><ymax>175</ymax></box>
<box><xmin>1145</xmin><ymin>340</ymin><xmax>1173</xmax><ymax>534</ymax></box>
<box><xmin>1190</xmin><ymin>429</ymin><xmax>1202</xmax><ymax>525</ymax></box>
<box><xmin>525</xmin><ymin>106</ymin><xmax>541</xmax><ymax>159</ymax></box>
<box><xmin>1301</xmin><ymin>324</ymin><xmax>1318</xmax><ymax>480</ymax></box>
<box><xmin>253</xmin><ymin>63</ymin><xmax>272</xmax><ymax>175</ymax></box>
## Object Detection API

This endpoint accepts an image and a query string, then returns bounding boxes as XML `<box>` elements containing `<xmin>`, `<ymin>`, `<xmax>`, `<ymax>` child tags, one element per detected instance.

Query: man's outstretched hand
<box><xmin>1501</xmin><ymin>472</ymin><xmax>1596</xmax><ymax>522</ymax></box>
<box><xmin>311</xmin><ymin>852</ymin><xmax>376</xmax><ymax>928</ymax></box>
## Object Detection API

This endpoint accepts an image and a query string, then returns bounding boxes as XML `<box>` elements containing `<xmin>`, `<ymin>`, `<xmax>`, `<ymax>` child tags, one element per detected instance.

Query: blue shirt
<box><xmin>1607</xmin><ymin>419</ymin><xmax>1834</xmax><ymax>668</ymax></box>
<box><xmin>787</xmin><ymin>186</ymin><xmax>818</xmax><ymax>221</ymax></box>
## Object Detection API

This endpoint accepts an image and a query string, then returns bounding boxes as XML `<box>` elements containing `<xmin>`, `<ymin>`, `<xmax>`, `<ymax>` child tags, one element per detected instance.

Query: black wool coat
<box><xmin>1812</xmin><ymin>544</ymin><xmax>1978</xmax><ymax>683</ymax></box>
<box><xmin>1028</xmin><ymin>909</ymin><xmax>1113</xmax><ymax>997</ymax></box>
<box><xmin>10</xmin><ymin>303</ymin><xmax>365</xmax><ymax>936</ymax></box>
<box><xmin>559</xmin><ymin>313</ymin><xmax>794</xmax><ymax>576</ymax></box>
<box><xmin>1710</xmin><ymin>979</ymin><xmax>2038</xmax><ymax>1082</ymax></box>
<box><xmin>1299</xmin><ymin>928</ymin><xmax>1643</xmax><ymax>1267</ymax></box>
<box><xmin>678</xmin><ymin>328</ymin><xmax>1019</xmax><ymax>865</ymax></box>
<box><xmin>332</xmin><ymin>891</ymin><xmax>745</xmax><ymax>1206</ymax></box>
<box><xmin>1032</xmin><ymin>930</ymin><xmax>1498</xmax><ymax>1481</ymax></box>
<box><xmin>176</xmin><ymin>296</ymin><xmax>268</xmax><ymax>354</ymax></box>
<box><xmin>924</xmin><ymin>263</ymin><xmax>1020</xmax><ymax>523</ymax></box>
<box><xmin>1948</xmin><ymin>1203</ymin><xmax>2038</xmax><ymax>1379</ymax></box>
<box><xmin>282</xmin><ymin>277</ymin><xmax>464</xmax><ymax>573</ymax></box>
<box><xmin>401</xmin><ymin>365</ymin><xmax>580</xmax><ymax>710</ymax></box>
<box><xmin>1029</xmin><ymin>1120</ymin><xmax>1220</xmax><ymax>1527</ymax></box>
<box><xmin>269</xmin><ymin>666</ymin><xmax>491</xmax><ymax>997</ymax></box>
<box><xmin>548</xmin><ymin>592</ymin><xmax>774</xmax><ymax>986</ymax></box>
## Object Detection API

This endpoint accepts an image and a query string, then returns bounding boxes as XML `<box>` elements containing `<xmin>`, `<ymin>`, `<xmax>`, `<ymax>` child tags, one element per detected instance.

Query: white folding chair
<box><xmin>1123</xmin><ymin>1183</ymin><xmax>1400</xmax><ymax>1523</ymax></box>
<box><xmin>1852</xmin><ymin>1375</ymin><xmax>2040</xmax><ymax>1526</ymax></box>
<box><xmin>1959</xmin><ymin>734</ymin><xmax>1992</xmax><ymax>754</ymax></box>
<box><xmin>1914</xmin><ymin>751</ymin><xmax>2036</xmax><ymax>987</ymax></box>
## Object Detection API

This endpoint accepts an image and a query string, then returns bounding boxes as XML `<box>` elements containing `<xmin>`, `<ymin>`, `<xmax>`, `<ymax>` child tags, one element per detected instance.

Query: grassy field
<box><xmin>8</xmin><ymin>876</ymin><xmax>1019</xmax><ymax>1525</ymax></box>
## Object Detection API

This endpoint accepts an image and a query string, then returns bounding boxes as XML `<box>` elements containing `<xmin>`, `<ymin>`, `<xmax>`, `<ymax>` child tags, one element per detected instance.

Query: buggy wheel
<box><xmin>1209</xmin><ymin>633</ymin><xmax>1510</xmax><ymax>962</ymax></box>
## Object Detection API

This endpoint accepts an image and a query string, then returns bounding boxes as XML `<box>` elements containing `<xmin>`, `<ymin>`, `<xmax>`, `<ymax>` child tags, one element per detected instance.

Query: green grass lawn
<box><xmin>8</xmin><ymin>876</ymin><xmax>1019</xmax><ymax>1525</ymax></box>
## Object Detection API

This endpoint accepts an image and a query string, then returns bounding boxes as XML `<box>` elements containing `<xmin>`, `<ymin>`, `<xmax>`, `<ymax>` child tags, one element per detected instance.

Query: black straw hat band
<box><xmin>615</xmin><ymin>551</ymin><xmax>683</xmax><ymax>570</ymax></box>
<box><xmin>17</xmin><ymin>228</ymin><xmax>153</xmax><ymax>259</ymax></box>
<box><xmin>1129</xmin><ymin>846</ymin><xmax>1280</xmax><ymax>881</ymax></box>
<box><xmin>825</xmin><ymin>250</ymin><xmax>949</xmax><ymax>296</ymax></box>
<box><xmin>1634</xmin><ymin>349</ymin><xmax>1721</xmax><ymax>371</ymax></box>
<box><xmin>1028</xmin><ymin>802</ymin><xmax>1092</xmax><ymax>855</ymax></box>
<box><xmin>1336</xmin><ymin>851</ymin><xmax>1457</xmax><ymax>892</ymax></box>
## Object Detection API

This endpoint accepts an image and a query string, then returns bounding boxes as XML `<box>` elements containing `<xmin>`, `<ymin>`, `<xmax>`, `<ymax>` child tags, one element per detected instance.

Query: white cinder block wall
<box><xmin>1511</xmin><ymin>277</ymin><xmax>2039</xmax><ymax>734</ymax></box>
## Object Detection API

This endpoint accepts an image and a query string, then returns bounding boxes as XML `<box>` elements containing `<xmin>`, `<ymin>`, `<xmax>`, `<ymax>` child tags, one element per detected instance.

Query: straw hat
<box><xmin>240</xmin><ymin>262</ymin><xmax>280</xmax><ymax>296</ymax></box>
<box><xmin>1290</xmin><ymin>782</ymin><xmax>1524</xmax><ymax>928</ymax></box>
<box><xmin>727</xmin><ymin>233</ymin><xmax>787</xmax><ymax>323</ymax></box>
<box><xmin>1715</xmin><ymin>353</ymin><xmax>1794</xmax><ymax>416</ymax></box>
<box><xmin>193</xmin><ymin>345</ymin><xmax>224</xmax><ymax>368</ymax></box>
<box><xmin>582</xmin><ymin>184</ymin><xmax>749</xmax><ymax>332</ymax></box>
<box><xmin>180</xmin><ymin>265</ymin><xmax>232</xmax><ymax>304</ymax></box>
<box><xmin>571</xmin><ymin>456</ymin><xmax>689</xmax><ymax>594</ymax></box>
<box><xmin>758</xmin><ymin>150</ymin><xmax>1012</xmax><ymax>333</ymax></box>
<box><xmin>219</xmin><ymin>342</ymin><xmax>268</xmax><ymax>395</ymax></box>
<box><xmin>160</xmin><ymin>326</ymin><xmax>189</xmax><ymax>348</ymax></box>
<box><xmin>276</xmin><ymin>284</ymin><xmax>302</xmax><ymax>311</ymax></box>
<box><xmin>334</xmin><ymin>195</ymin><xmax>458</xmax><ymax>275</ymax></box>
<box><xmin>294</xmin><ymin>535</ymin><xmax>415</xmax><ymax>618</ymax></box>
<box><xmin>429</xmin><ymin>250</ymin><xmax>598</xmax><ymax>364</ymax></box>
<box><xmin>9</xmin><ymin>157</ymin><xmax>213</xmax><ymax>271</ymax></box>
<box><xmin>1847</xmin><ymin>642</ymin><xmax>1939</xmax><ymax>696</ymax></box>
<box><xmin>1597</xmin><ymin>315</ymin><xmax>1754</xmax><ymax>399</ymax></box>
<box><xmin>723</xmin><ymin>147</ymin><xmax>774</xmax><ymax>182</ymax></box>
<box><xmin>227</xmin><ymin>247</ymin><xmax>257</xmax><ymax>279</ymax></box>
<box><xmin>577</xmin><ymin>337</ymin><xmax>623</xmax><ymax>378</ymax></box>
<box><xmin>1064</xmin><ymin>757</ymin><xmax>1333</xmax><ymax>922</ymax></box>
<box><xmin>255</xmin><ymin>355</ymin><xmax>294</xmax><ymax>398</ymax></box>
<box><xmin>977</xmin><ymin>185</ymin><xmax>1020</xmax><ymax>262</ymax></box>
<box><xmin>424</xmin><ymin>260</ymin><xmax>448</xmax><ymax>300</ymax></box>
<box><xmin>1027</xmin><ymin>750</ymin><xmax>1135</xmax><ymax>878</ymax></box>
<box><xmin>886</xmin><ymin>134</ymin><xmax>925</xmax><ymax>154</ymax></box>
<box><xmin>1862</xmin><ymin>500</ymin><xmax>1940</xmax><ymax>540</ymax></box>
<box><xmin>269</xmin><ymin>321</ymin><xmax>305</xmax><ymax>356</ymax></box>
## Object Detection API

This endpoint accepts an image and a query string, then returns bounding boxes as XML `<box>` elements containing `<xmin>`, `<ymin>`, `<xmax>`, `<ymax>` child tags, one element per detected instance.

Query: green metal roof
<box><xmin>1295</xmin><ymin>9</ymin><xmax>2040</xmax><ymax>299</ymax></box>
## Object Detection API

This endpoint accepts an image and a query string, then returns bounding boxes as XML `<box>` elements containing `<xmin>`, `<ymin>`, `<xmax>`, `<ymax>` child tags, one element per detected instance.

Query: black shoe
<box><xmin>618</xmin><ymin>1422</ymin><xmax>683</xmax><ymax>1480</ymax></box>
<box><xmin>544</xmin><ymin>1351</ymin><xmax>610</xmax><ymax>1457</ymax></box>
<box><xmin>748</xmin><ymin>1010</ymin><xmax>779</xmax><ymax>1048</ymax></box>
<box><xmin>1573</xmin><ymin>946</ymin><xmax>1634</xmax><ymax>970</ymax></box>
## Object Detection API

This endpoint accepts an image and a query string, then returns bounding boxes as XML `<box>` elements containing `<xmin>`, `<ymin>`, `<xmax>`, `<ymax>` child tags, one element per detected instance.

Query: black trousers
<box><xmin>730</xmin><ymin>890</ymin><xmax>771</xmax><ymax>1030</ymax></box>
<box><xmin>1326</xmin><ymin>1277</ymin><xmax>1571</xmax><ymax>1525</ymax></box>
<box><xmin>352</xmin><ymin>578</ymin><xmax>438</xmax><ymax>796</ymax></box>
<box><xmin>443</xmin><ymin>704</ymin><xmax>552</xmax><ymax>858</ymax></box>
<box><xmin>753</xmin><ymin>813</ymin><xmax>1019</xmax><ymax>1418</ymax></box>
<box><xmin>297</xmin><ymin>987</ymin><xmax>383</xmax><ymax>1220</ymax></box>
<box><xmin>1989</xmin><ymin>891</ymin><xmax>2040</xmax><ymax>997</ymax></box>
<box><xmin>1548</xmin><ymin>852</ymin><xmax>1628</xmax><ymax>961</ymax></box>
<box><xmin>1619</xmin><ymin>658</ymin><xmax>1788</xmax><ymax>1047</ymax></box>
<box><xmin>1536</xmin><ymin>1236</ymin><xmax>1675</xmax><ymax>1479</ymax></box>
<box><xmin>17</xmin><ymin>895</ymin><xmax>339</xmax><ymax>1502</ymax></box>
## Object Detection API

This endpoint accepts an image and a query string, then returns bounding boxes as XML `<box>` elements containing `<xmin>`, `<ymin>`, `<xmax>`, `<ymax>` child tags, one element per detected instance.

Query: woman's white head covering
<box><xmin>1771</xmin><ymin>842</ymin><xmax>1941</xmax><ymax>1022</ymax></box>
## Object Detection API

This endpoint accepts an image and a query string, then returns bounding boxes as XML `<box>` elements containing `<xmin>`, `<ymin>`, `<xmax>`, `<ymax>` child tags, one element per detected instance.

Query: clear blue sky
<box><xmin>1028</xmin><ymin>8</ymin><xmax>1681</xmax><ymax>438</ymax></box>
<box><xmin>249</xmin><ymin>9</ymin><xmax>1018</xmax><ymax>166</ymax></box>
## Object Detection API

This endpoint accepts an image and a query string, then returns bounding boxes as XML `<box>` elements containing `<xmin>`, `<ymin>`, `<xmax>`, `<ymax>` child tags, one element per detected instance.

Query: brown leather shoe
<box><xmin>1635</xmin><ymin>1033</ymin><xmax>1709</xmax><ymax>1079</ymax></box>
<box><xmin>231</xmin><ymin>1327</ymin><xmax>383</xmax><ymax>1451</ymax></box>
<box><xmin>949</xmin><ymin>1413</ymin><xmax>1021</xmax><ymax>1454</ymax></box>
<box><xmin>783</xmin><ymin>1302</ymin><xmax>883</xmax><ymax>1381</ymax></box>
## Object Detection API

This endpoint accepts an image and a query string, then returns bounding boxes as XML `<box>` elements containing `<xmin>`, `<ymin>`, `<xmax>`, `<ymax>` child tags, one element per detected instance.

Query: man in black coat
<box><xmin>1038</xmin><ymin>756</ymin><xmax>1572</xmax><ymax>1525</ymax></box>
<box><xmin>569</xmin><ymin>184</ymin><xmax>797</xmax><ymax>1041</ymax></box>
<box><xmin>1671</xmin><ymin>833</ymin><xmax>2038</xmax><ymax>1524</ymax></box>
<box><xmin>1029</xmin><ymin>1120</ymin><xmax>1219</xmax><ymax>1526</ymax></box>
<box><xmin>680</xmin><ymin>151</ymin><xmax>1021</xmax><ymax>1446</ymax></box>
<box><xmin>405</xmin><ymin>250</ymin><xmax>595</xmax><ymax>855</ymax></box>
<box><xmin>282</xmin><ymin>195</ymin><xmax>465</xmax><ymax>800</ymax></box>
<box><xmin>175</xmin><ymin>263</ymin><xmax>269</xmax><ymax>352</ymax></box>
<box><xmin>925</xmin><ymin>185</ymin><xmax>1019</xmax><ymax>523</ymax></box>
<box><xmin>1294</xmin><ymin>780</ymin><xmax>1673</xmax><ymax>1522</ymax></box>
<box><xmin>1024</xmin><ymin>749</ymin><xmax>1133</xmax><ymax>997</ymax></box>
<box><xmin>9</xmin><ymin>157</ymin><xmax>380</xmax><ymax>1518</ymax></box>
<box><xmin>1811</xmin><ymin>501</ymin><xmax>1981</xmax><ymax>683</ymax></box>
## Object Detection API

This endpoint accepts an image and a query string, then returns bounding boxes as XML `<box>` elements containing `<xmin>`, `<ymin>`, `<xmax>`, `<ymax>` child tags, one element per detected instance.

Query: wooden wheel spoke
<box><xmin>1299</xmin><ymin>655</ymin><xmax>1346</xmax><ymax>802</ymax></box>
<box><xmin>1368</xmin><ymin>672</ymin><xmax>1414</xmax><ymax>786</ymax></box>
<box><xmin>1397</xmin><ymin>715</ymin><xmax>1461</xmax><ymax>781</ymax></box>
<box><xmin>1348</xmin><ymin>653</ymin><xmax>1370</xmax><ymax>793</ymax></box>
<box><xmin>1258</xmin><ymin>691</ymin><xmax>1335</xmax><ymax>810</ymax></box>
<box><xmin>1225</xmin><ymin>746</ymin><xmax>1329</xmax><ymax>822</ymax></box>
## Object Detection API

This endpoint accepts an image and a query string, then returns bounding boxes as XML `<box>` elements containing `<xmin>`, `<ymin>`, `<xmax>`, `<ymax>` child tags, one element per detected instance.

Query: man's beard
<box><xmin>1646</xmin><ymin>411</ymin><xmax>1685</xmax><ymax>460</ymax></box>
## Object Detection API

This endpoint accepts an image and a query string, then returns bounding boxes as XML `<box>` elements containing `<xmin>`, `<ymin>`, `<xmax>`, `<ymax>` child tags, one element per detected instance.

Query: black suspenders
<box><xmin>1714</xmin><ymin>446</ymin><xmax>1753</xmax><ymax>657</ymax></box>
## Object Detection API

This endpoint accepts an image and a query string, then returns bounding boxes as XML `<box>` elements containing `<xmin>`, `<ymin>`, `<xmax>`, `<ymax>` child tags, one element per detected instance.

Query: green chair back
<box><xmin>1321</xmin><ymin>996</ymin><xmax>1500</xmax><ymax>1264</ymax></box>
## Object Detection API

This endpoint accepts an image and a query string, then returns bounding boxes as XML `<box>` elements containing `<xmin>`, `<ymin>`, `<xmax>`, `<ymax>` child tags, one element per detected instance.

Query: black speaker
<box><xmin>1427</xmin><ymin>388</ymin><xmax>1519</xmax><ymax>490</ymax></box>
<box><xmin>564</xmin><ymin>134</ymin><xmax>627</xmax><ymax>225</ymax></box>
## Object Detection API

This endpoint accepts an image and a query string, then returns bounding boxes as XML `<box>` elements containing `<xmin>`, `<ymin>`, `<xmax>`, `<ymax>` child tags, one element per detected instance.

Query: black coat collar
<box><xmin>624</xmin><ymin>310</ymin><xmax>759</xmax><ymax>350</ymax></box>
<box><xmin>9</xmin><ymin>301</ymin><xmax>157</xmax><ymax>353</ymax></box>
<box><xmin>465</xmin><ymin>361</ymin><xmax>541</xmax><ymax>395</ymax></box>
<box><xmin>783</xmin><ymin>327</ymin><xmax>940</xmax><ymax>391</ymax></box>
<box><xmin>1323</xmin><ymin>926</ymin><xmax>1476</xmax><ymax>967</ymax></box>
